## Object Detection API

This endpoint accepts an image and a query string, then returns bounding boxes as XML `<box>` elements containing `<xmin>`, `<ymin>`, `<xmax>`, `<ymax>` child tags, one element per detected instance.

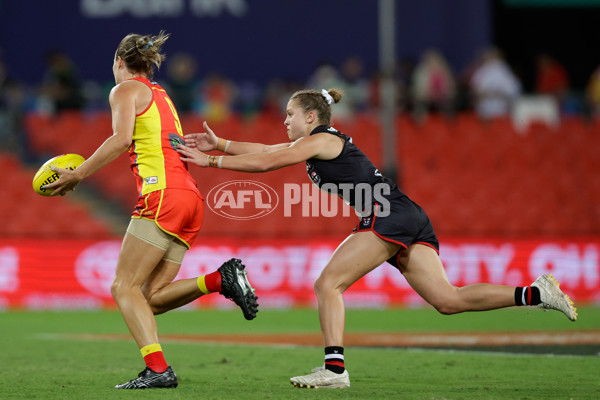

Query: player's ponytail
<box><xmin>325</xmin><ymin>89</ymin><xmax>343</xmax><ymax>104</ymax></box>
<box><xmin>116</xmin><ymin>31</ymin><xmax>170</xmax><ymax>79</ymax></box>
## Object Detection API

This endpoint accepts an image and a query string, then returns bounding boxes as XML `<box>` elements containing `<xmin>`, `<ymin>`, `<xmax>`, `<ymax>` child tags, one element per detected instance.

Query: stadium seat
<box><xmin>2</xmin><ymin>152</ymin><xmax>113</xmax><ymax>238</ymax></box>
<box><xmin>20</xmin><ymin>111</ymin><xmax>600</xmax><ymax>238</ymax></box>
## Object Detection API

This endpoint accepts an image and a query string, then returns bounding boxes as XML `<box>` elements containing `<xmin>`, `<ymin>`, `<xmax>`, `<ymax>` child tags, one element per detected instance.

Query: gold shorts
<box><xmin>126</xmin><ymin>218</ymin><xmax>187</xmax><ymax>264</ymax></box>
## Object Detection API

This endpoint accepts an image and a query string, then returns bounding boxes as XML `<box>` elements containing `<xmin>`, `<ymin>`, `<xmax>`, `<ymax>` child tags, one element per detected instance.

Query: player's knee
<box><xmin>110</xmin><ymin>278</ymin><xmax>125</xmax><ymax>300</ymax></box>
<box><xmin>141</xmin><ymin>284</ymin><xmax>155</xmax><ymax>302</ymax></box>
<box><xmin>431</xmin><ymin>298</ymin><xmax>464</xmax><ymax>315</ymax></box>
<box><xmin>110</xmin><ymin>278</ymin><xmax>136</xmax><ymax>301</ymax></box>
<box><xmin>420</xmin><ymin>285</ymin><xmax>464</xmax><ymax>315</ymax></box>
<box><xmin>314</xmin><ymin>273</ymin><xmax>347</xmax><ymax>298</ymax></box>
<box><xmin>429</xmin><ymin>296</ymin><xmax>463</xmax><ymax>315</ymax></box>
<box><xmin>433</xmin><ymin>303</ymin><xmax>461</xmax><ymax>315</ymax></box>
<box><xmin>149</xmin><ymin>304</ymin><xmax>166</xmax><ymax>315</ymax></box>
<box><xmin>144</xmin><ymin>294</ymin><xmax>160</xmax><ymax>314</ymax></box>
<box><xmin>145</xmin><ymin>292</ymin><xmax>167</xmax><ymax>315</ymax></box>
<box><xmin>313</xmin><ymin>276</ymin><xmax>326</xmax><ymax>296</ymax></box>
<box><xmin>314</xmin><ymin>274</ymin><xmax>336</xmax><ymax>297</ymax></box>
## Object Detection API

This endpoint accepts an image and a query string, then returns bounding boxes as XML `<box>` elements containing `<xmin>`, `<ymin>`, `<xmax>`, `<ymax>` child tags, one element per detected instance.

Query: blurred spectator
<box><xmin>197</xmin><ymin>72</ymin><xmax>237</xmax><ymax>123</ymax></box>
<box><xmin>39</xmin><ymin>50</ymin><xmax>85</xmax><ymax>113</ymax></box>
<box><xmin>235</xmin><ymin>79</ymin><xmax>262</xmax><ymax>119</ymax></box>
<box><xmin>262</xmin><ymin>78</ymin><xmax>301</xmax><ymax>117</ymax></box>
<box><xmin>338</xmin><ymin>55</ymin><xmax>369</xmax><ymax>118</ymax></box>
<box><xmin>411</xmin><ymin>49</ymin><xmax>456</xmax><ymax>120</ymax></box>
<box><xmin>306</xmin><ymin>63</ymin><xmax>351</xmax><ymax>120</ymax></box>
<box><xmin>535</xmin><ymin>53</ymin><xmax>570</xmax><ymax>112</ymax></box>
<box><xmin>165</xmin><ymin>52</ymin><xmax>199</xmax><ymax>113</ymax></box>
<box><xmin>366</xmin><ymin>70</ymin><xmax>380</xmax><ymax>111</ymax></box>
<box><xmin>0</xmin><ymin>58</ymin><xmax>30</xmax><ymax>160</ymax></box>
<box><xmin>470</xmin><ymin>47</ymin><xmax>522</xmax><ymax>120</ymax></box>
<box><xmin>366</xmin><ymin>62</ymin><xmax>407</xmax><ymax>114</ymax></box>
<box><xmin>535</xmin><ymin>53</ymin><xmax>569</xmax><ymax>98</ymax></box>
<box><xmin>455</xmin><ymin>52</ymin><xmax>484</xmax><ymax>112</ymax></box>
<box><xmin>262</xmin><ymin>79</ymin><xmax>287</xmax><ymax>116</ymax></box>
<box><xmin>585</xmin><ymin>65</ymin><xmax>600</xmax><ymax>118</ymax></box>
<box><xmin>395</xmin><ymin>57</ymin><xmax>416</xmax><ymax>112</ymax></box>
<box><xmin>306</xmin><ymin>62</ymin><xmax>342</xmax><ymax>91</ymax></box>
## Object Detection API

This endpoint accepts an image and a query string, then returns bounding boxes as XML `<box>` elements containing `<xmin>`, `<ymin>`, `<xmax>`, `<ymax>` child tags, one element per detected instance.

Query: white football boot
<box><xmin>311</xmin><ymin>365</ymin><xmax>325</xmax><ymax>373</ymax></box>
<box><xmin>290</xmin><ymin>369</ymin><xmax>350</xmax><ymax>389</ymax></box>
<box><xmin>531</xmin><ymin>274</ymin><xmax>577</xmax><ymax>321</ymax></box>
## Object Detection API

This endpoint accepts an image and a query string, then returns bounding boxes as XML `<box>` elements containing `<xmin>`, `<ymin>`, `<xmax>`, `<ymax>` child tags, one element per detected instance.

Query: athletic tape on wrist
<box><xmin>216</xmin><ymin>138</ymin><xmax>225</xmax><ymax>152</ymax></box>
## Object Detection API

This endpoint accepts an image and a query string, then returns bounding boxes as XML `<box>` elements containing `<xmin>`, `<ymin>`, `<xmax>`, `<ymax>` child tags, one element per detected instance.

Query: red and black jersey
<box><xmin>305</xmin><ymin>125</ymin><xmax>405</xmax><ymax>213</ymax></box>
<box><xmin>306</xmin><ymin>125</ymin><xmax>439</xmax><ymax>259</ymax></box>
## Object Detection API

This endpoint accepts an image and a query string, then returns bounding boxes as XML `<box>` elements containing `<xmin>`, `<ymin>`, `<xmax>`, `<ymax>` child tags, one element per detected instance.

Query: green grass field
<box><xmin>2</xmin><ymin>306</ymin><xmax>599</xmax><ymax>399</ymax></box>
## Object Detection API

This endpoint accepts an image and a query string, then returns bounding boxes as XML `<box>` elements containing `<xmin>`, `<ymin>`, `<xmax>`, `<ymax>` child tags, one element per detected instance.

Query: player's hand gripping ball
<box><xmin>32</xmin><ymin>154</ymin><xmax>85</xmax><ymax>196</ymax></box>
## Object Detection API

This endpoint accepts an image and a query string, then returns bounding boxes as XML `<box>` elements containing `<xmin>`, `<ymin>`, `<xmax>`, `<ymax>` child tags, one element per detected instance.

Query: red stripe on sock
<box><xmin>527</xmin><ymin>286</ymin><xmax>532</xmax><ymax>305</ymax></box>
<box><xmin>326</xmin><ymin>361</ymin><xmax>345</xmax><ymax>367</ymax></box>
<box><xmin>204</xmin><ymin>270</ymin><xmax>222</xmax><ymax>293</ymax></box>
<box><xmin>143</xmin><ymin>351</ymin><xmax>168</xmax><ymax>373</ymax></box>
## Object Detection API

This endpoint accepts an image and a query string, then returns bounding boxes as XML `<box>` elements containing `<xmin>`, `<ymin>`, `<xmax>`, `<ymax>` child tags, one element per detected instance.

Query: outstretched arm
<box><xmin>178</xmin><ymin>132</ymin><xmax>342</xmax><ymax>173</ymax></box>
<box><xmin>184</xmin><ymin>121</ymin><xmax>292</xmax><ymax>155</ymax></box>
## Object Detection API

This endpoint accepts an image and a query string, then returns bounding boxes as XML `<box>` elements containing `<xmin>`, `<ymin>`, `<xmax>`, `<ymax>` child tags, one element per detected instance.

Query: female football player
<box><xmin>43</xmin><ymin>31</ymin><xmax>258</xmax><ymax>389</ymax></box>
<box><xmin>177</xmin><ymin>88</ymin><xmax>577</xmax><ymax>389</ymax></box>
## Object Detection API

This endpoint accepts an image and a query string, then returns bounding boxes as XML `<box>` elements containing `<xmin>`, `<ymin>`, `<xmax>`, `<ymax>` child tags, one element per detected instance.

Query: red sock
<box><xmin>141</xmin><ymin>344</ymin><xmax>168</xmax><ymax>373</ymax></box>
<box><xmin>204</xmin><ymin>270</ymin><xmax>222</xmax><ymax>293</ymax></box>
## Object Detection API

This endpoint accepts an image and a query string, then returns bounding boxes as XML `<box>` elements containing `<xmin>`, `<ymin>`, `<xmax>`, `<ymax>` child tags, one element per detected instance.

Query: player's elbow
<box><xmin>115</xmin><ymin>137</ymin><xmax>132</xmax><ymax>151</ymax></box>
<box><xmin>109</xmin><ymin>131</ymin><xmax>132</xmax><ymax>151</ymax></box>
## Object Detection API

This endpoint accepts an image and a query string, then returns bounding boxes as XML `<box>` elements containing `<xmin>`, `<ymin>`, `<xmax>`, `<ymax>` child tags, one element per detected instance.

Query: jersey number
<box><xmin>164</xmin><ymin>97</ymin><xmax>183</xmax><ymax>136</ymax></box>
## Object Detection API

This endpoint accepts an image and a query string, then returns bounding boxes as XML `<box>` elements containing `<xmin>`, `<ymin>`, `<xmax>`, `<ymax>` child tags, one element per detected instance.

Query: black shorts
<box><xmin>352</xmin><ymin>196</ymin><xmax>439</xmax><ymax>270</ymax></box>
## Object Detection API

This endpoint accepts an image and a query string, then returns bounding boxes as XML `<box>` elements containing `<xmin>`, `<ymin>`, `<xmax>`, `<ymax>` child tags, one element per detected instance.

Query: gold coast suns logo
<box><xmin>206</xmin><ymin>180</ymin><xmax>279</xmax><ymax>220</ymax></box>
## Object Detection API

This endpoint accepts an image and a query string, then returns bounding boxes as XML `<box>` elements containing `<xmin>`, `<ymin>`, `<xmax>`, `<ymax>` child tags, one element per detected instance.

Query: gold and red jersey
<box><xmin>128</xmin><ymin>77</ymin><xmax>198</xmax><ymax>197</ymax></box>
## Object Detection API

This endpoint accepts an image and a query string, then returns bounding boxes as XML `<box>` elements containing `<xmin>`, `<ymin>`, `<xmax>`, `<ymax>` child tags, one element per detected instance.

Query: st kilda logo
<box><xmin>206</xmin><ymin>180</ymin><xmax>279</xmax><ymax>220</ymax></box>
